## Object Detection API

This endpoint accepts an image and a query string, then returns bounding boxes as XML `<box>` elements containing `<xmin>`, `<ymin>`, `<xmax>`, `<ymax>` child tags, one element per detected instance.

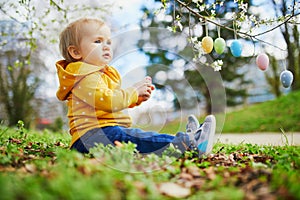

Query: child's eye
<box><xmin>94</xmin><ymin>40</ymin><xmax>102</xmax><ymax>44</ymax></box>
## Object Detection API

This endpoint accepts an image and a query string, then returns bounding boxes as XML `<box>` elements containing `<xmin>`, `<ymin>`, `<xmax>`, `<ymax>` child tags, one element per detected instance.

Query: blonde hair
<box><xmin>59</xmin><ymin>18</ymin><xmax>105</xmax><ymax>62</ymax></box>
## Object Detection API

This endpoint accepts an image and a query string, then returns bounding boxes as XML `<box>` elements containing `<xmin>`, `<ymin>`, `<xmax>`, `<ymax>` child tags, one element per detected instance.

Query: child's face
<box><xmin>78</xmin><ymin>23</ymin><xmax>112</xmax><ymax>66</ymax></box>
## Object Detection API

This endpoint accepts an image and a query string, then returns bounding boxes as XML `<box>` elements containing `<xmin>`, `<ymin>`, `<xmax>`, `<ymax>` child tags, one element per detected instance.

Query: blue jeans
<box><xmin>71</xmin><ymin>126</ymin><xmax>191</xmax><ymax>155</ymax></box>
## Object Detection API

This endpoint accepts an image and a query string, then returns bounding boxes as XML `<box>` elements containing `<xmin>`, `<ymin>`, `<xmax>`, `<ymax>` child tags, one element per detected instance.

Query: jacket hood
<box><xmin>56</xmin><ymin>60</ymin><xmax>105</xmax><ymax>101</ymax></box>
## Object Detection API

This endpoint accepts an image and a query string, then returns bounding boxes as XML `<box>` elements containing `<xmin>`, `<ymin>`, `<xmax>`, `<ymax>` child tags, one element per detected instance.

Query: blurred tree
<box><xmin>49</xmin><ymin>117</ymin><xmax>64</xmax><ymax>133</ymax></box>
<box><xmin>0</xmin><ymin>20</ymin><xmax>41</xmax><ymax>128</ymax></box>
<box><xmin>265</xmin><ymin>54</ymin><xmax>282</xmax><ymax>98</ymax></box>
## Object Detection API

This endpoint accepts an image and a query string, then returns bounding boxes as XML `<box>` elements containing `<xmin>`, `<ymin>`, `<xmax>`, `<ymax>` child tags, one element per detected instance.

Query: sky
<box><xmin>110</xmin><ymin>0</ymin><xmax>150</xmax><ymax>29</ymax></box>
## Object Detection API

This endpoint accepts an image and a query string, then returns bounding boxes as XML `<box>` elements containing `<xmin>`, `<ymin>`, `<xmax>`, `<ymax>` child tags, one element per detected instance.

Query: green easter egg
<box><xmin>214</xmin><ymin>37</ymin><xmax>226</xmax><ymax>54</ymax></box>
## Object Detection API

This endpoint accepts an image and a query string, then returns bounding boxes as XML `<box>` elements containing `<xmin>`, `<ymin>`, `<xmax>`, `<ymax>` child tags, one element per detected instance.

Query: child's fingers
<box><xmin>114</xmin><ymin>140</ymin><xmax>123</xmax><ymax>147</ymax></box>
<box><xmin>150</xmin><ymin>85</ymin><xmax>155</xmax><ymax>90</ymax></box>
<box><xmin>145</xmin><ymin>76</ymin><xmax>152</xmax><ymax>85</ymax></box>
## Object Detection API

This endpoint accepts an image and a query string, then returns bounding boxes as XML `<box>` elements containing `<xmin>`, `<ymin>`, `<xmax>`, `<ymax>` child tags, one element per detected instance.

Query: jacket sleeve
<box><xmin>72</xmin><ymin>72</ymin><xmax>139</xmax><ymax>112</ymax></box>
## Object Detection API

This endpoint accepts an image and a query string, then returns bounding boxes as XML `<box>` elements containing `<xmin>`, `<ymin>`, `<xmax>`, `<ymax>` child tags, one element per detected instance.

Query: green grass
<box><xmin>0</xmin><ymin>124</ymin><xmax>299</xmax><ymax>200</ymax></box>
<box><xmin>221</xmin><ymin>91</ymin><xmax>300</xmax><ymax>133</ymax></box>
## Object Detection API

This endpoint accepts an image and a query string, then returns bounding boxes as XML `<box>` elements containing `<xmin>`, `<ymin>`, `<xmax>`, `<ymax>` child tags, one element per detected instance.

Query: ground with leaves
<box><xmin>0</xmin><ymin>126</ymin><xmax>299</xmax><ymax>200</ymax></box>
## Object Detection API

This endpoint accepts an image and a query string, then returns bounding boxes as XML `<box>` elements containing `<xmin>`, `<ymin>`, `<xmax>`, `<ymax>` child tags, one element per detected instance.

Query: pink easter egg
<box><xmin>256</xmin><ymin>53</ymin><xmax>269</xmax><ymax>71</ymax></box>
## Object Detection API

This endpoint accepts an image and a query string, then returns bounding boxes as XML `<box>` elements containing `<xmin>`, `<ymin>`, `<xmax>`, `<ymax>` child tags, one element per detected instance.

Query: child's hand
<box><xmin>132</xmin><ymin>76</ymin><xmax>155</xmax><ymax>103</ymax></box>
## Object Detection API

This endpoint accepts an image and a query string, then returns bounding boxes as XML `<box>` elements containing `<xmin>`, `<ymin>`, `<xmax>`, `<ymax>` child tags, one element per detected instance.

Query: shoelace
<box><xmin>194</xmin><ymin>127</ymin><xmax>202</xmax><ymax>141</ymax></box>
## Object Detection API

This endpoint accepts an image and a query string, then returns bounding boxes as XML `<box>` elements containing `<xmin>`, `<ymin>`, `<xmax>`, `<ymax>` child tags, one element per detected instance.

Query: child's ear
<box><xmin>68</xmin><ymin>45</ymin><xmax>82</xmax><ymax>60</ymax></box>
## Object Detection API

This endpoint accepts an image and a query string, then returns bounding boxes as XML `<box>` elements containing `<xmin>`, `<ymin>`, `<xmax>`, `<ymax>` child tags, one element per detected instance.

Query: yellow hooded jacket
<box><xmin>56</xmin><ymin>60</ymin><xmax>139</xmax><ymax>146</ymax></box>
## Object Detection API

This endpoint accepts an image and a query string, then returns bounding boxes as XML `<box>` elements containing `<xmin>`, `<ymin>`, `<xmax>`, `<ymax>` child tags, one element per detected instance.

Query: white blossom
<box><xmin>175</xmin><ymin>20</ymin><xmax>183</xmax><ymax>31</ymax></box>
<box><xmin>214</xmin><ymin>65</ymin><xmax>222</xmax><ymax>71</ymax></box>
<box><xmin>167</xmin><ymin>26</ymin><xmax>173</xmax><ymax>32</ymax></box>
<box><xmin>193</xmin><ymin>41</ymin><xmax>202</xmax><ymax>51</ymax></box>
<box><xmin>199</xmin><ymin>5</ymin><xmax>205</xmax><ymax>12</ymax></box>
<box><xmin>192</xmin><ymin>0</ymin><xmax>203</xmax><ymax>3</ymax></box>
<box><xmin>190</xmin><ymin>37</ymin><xmax>198</xmax><ymax>43</ymax></box>
<box><xmin>239</xmin><ymin>3</ymin><xmax>248</xmax><ymax>12</ymax></box>
<box><xmin>211</xmin><ymin>60</ymin><xmax>223</xmax><ymax>71</ymax></box>
<box><xmin>217</xmin><ymin>60</ymin><xmax>223</xmax><ymax>66</ymax></box>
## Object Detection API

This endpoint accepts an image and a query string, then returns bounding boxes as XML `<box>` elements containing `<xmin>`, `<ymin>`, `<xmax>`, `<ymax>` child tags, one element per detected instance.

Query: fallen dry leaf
<box><xmin>203</xmin><ymin>166</ymin><xmax>216</xmax><ymax>180</ymax></box>
<box><xmin>158</xmin><ymin>182</ymin><xmax>191</xmax><ymax>198</ymax></box>
<box><xmin>187</xmin><ymin>166</ymin><xmax>201</xmax><ymax>177</ymax></box>
<box><xmin>25</xmin><ymin>163</ymin><xmax>37</xmax><ymax>173</ymax></box>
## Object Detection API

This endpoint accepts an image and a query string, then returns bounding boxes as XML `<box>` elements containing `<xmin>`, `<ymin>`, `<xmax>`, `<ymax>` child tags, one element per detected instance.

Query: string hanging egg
<box><xmin>214</xmin><ymin>24</ymin><xmax>226</xmax><ymax>54</ymax></box>
<box><xmin>230</xmin><ymin>21</ymin><xmax>242</xmax><ymax>57</ymax></box>
<box><xmin>201</xmin><ymin>21</ymin><xmax>213</xmax><ymax>54</ymax></box>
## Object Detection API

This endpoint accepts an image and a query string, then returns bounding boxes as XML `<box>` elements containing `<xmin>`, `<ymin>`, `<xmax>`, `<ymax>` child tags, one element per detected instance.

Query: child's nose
<box><xmin>103</xmin><ymin>44</ymin><xmax>110</xmax><ymax>50</ymax></box>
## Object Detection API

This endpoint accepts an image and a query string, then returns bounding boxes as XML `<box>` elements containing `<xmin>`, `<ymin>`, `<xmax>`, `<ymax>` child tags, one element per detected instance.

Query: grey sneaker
<box><xmin>194</xmin><ymin>115</ymin><xmax>216</xmax><ymax>156</ymax></box>
<box><xmin>186</xmin><ymin>115</ymin><xmax>200</xmax><ymax>141</ymax></box>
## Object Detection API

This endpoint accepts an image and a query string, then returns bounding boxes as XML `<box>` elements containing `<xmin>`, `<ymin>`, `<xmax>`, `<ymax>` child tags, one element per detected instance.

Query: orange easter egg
<box><xmin>202</xmin><ymin>36</ymin><xmax>214</xmax><ymax>54</ymax></box>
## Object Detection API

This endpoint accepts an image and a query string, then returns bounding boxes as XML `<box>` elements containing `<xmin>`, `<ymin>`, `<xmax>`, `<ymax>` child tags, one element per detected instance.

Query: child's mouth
<box><xmin>103</xmin><ymin>53</ymin><xmax>111</xmax><ymax>59</ymax></box>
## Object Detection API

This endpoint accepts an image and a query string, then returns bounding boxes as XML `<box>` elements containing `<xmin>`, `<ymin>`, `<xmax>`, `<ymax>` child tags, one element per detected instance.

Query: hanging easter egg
<box><xmin>280</xmin><ymin>70</ymin><xmax>293</xmax><ymax>88</ymax></box>
<box><xmin>230</xmin><ymin>40</ymin><xmax>242</xmax><ymax>57</ymax></box>
<box><xmin>202</xmin><ymin>36</ymin><xmax>214</xmax><ymax>54</ymax></box>
<box><xmin>256</xmin><ymin>53</ymin><xmax>269</xmax><ymax>71</ymax></box>
<box><xmin>214</xmin><ymin>37</ymin><xmax>226</xmax><ymax>54</ymax></box>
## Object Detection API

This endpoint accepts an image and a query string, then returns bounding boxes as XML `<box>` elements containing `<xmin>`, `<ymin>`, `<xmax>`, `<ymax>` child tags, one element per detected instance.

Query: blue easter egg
<box><xmin>280</xmin><ymin>70</ymin><xmax>293</xmax><ymax>88</ymax></box>
<box><xmin>230</xmin><ymin>40</ymin><xmax>242</xmax><ymax>57</ymax></box>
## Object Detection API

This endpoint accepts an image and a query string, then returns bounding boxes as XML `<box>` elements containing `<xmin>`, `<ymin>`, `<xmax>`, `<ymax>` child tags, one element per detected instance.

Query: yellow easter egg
<box><xmin>202</xmin><ymin>36</ymin><xmax>214</xmax><ymax>54</ymax></box>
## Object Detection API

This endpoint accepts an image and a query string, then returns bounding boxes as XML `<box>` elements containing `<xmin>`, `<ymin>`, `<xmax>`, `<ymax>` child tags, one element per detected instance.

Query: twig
<box><xmin>0</xmin><ymin>5</ymin><xmax>21</xmax><ymax>24</ymax></box>
<box><xmin>253</xmin><ymin>13</ymin><xmax>300</xmax><ymax>37</ymax></box>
